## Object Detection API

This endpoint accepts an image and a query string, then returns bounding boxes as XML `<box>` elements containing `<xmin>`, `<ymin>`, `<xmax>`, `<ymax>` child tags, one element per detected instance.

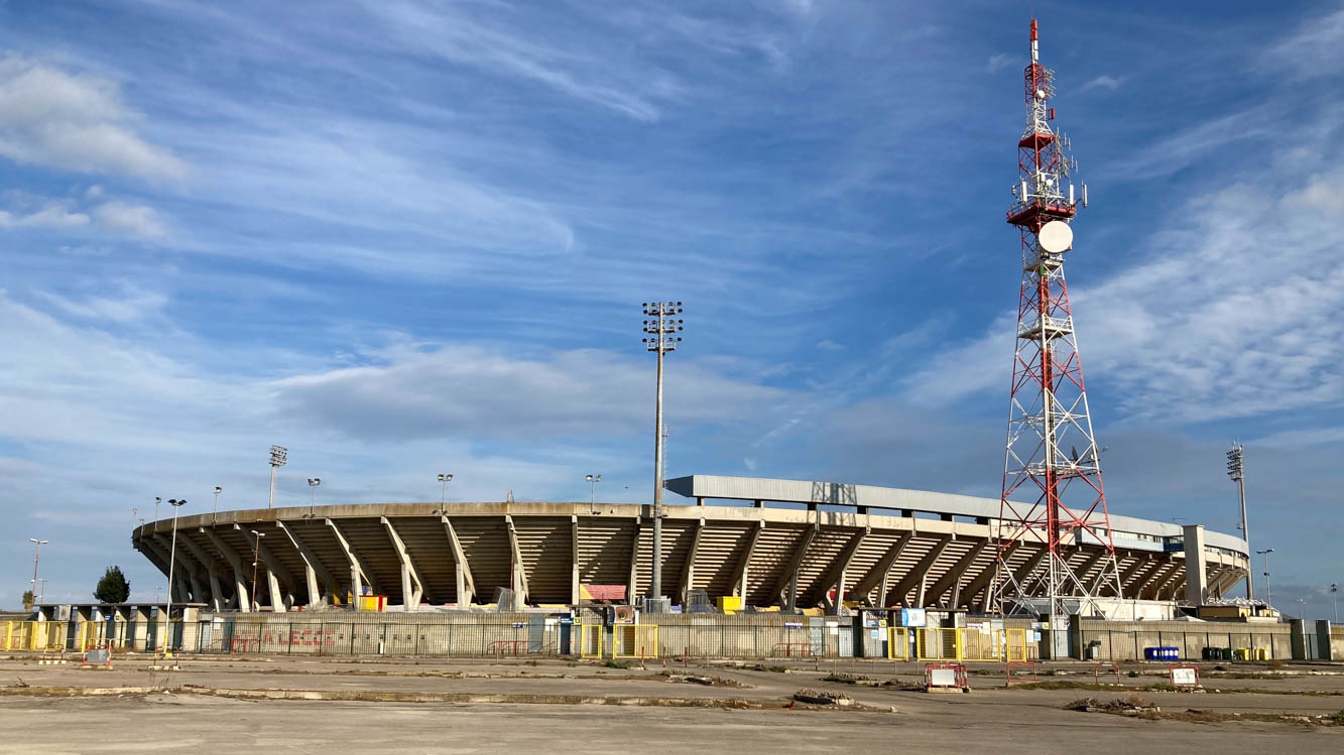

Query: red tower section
<box><xmin>992</xmin><ymin>20</ymin><xmax>1123</xmax><ymax>621</ymax></box>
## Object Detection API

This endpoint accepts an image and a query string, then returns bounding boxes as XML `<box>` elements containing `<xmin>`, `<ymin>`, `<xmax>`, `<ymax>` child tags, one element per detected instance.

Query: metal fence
<box><xmin>193</xmin><ymin>618</ymin><xmax>567</xmax><ymax>657</ymax></box>
<box><xmin>4</xmin><ymin>616</ymin><xmax>1030</xmax><ymax>662</ymax></box>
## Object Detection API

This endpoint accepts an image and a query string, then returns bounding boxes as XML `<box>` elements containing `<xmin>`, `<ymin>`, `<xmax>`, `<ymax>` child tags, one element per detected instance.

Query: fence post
<box><xmin>414</xmin><ymin>623</ymin><xmax>420</xmax><ymax>656</ymax></box>
<box><xmin>288</xmin><ymin>622</ymin><xmax>294</xmax><ymax>655</ymax></box>
<box><xmin>350</xmin><ymin>622</ymin><xmax>356</xmax><ymax>656</ymax></box>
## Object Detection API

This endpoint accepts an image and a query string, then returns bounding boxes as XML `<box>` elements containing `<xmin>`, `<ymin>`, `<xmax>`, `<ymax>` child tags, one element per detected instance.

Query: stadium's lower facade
<box><xmin>131</xmin><ymin>475</ymin><xmax>1249</xmax><ymax>615</ymax></box>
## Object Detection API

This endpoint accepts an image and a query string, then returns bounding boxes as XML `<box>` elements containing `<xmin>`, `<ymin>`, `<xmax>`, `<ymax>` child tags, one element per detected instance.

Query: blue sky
<box><xmin>0</xmin><ymin>1</ymin><xmax>1340</xmax><ymax>618</ymax></box>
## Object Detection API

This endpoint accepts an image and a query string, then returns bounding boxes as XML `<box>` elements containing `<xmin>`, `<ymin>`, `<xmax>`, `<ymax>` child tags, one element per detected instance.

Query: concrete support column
<box><xmin>679</xmin><ymin>519</ymin><xmax>704</xmax><ymax>607</ymax></box>
<box><xmin>570</xmin><ymin>516</ymin><xmax>581</xmax><ymax>607</ymax></box>
<box><xmin>201</xmin><ymin>528</ymin><xmax>250</xmax><ymax>612</ymax></box>
<box><xmin>504</xmin><ymin>515</ymin><xmax>529</xmax><ymax>608</ymax></box>
<box><xmin>442</xmin><ymin>516</ymin><xmax>475</xmax><ymax>606</ymax></box>
<box><xmin>1183</xmin><ymin>524</ymin><xmax>1208</xmax><ymax>606</ymax></box>
<box><xmin>731</xmin><ymin>522</ymin><xmax>764</xmax><ymax>602</ymax></box>
<box><xmin>382</xmin><ymin>517</ymin><xmax>424</xmax><ymax>611</ymax></box>
<box><xmin>266</xmin><ymin>569</ymin><xmax>285</xmax><ymax>613</ymax></box>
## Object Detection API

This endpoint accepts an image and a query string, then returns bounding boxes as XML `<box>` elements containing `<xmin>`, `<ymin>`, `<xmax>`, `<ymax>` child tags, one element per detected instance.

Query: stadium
<box><xmin>130</xmin><ymin>474</ymin><xmax>1250</xmax><ymax>617</ymax></box>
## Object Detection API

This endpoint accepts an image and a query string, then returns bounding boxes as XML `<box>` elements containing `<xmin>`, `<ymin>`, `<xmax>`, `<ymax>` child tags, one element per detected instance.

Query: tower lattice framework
<box><xmin>992</xmin><ymin>19</ymin><xmax>1123</xmax><ymax>618</ymax></box>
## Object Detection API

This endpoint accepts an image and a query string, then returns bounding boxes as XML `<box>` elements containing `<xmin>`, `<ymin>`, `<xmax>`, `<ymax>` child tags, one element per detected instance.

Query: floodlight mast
<box><xmin>991</xmin><ymin>20</ymin><xmax>1121</xmax><ymax>632</ymax></box>
<box><xmin>642</xmin><ymin>301</ymin><xmax>683</xmax><ymax>606</ymax></box>
<box><xmin>1226</xmin><ymin>444</ymin><xmax>1252</xmax><ymax>601</ymax></box>
<box><xmin>268</xmin><ymin>445</ymin><xmax>287</xmax><ymax>510</ymax></box>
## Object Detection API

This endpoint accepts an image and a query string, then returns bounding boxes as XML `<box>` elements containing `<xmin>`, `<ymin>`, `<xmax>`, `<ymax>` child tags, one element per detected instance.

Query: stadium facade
<box><xmin>131</xmin><ymin>475</ymin><xmax>1248</xmax><ymax>615</ymax></box>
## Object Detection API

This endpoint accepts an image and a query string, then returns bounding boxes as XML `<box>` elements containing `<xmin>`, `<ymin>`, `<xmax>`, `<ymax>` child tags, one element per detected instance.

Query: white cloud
<box><xmin>903</xmin><ymin>164</ymin><xmax>1344</xmax><ymax>426</ymax></box>
<box><xmin>1265</xmin><ymin>7</ymin><xmax>1344</xmax><ymax>78</ymax></box>
<box><xmin>986</xmin><ymin>53</ymin><xmax>1015</xmax><ymax>73</ymax></box>
<box><xmin>93</xmin><ymin>200</ymin><xmax>169</xmax><ymax>239</ymax></box>
<box><xmin>0</xmin><ymin>202</ymin><xmax>90</xmax><ymax>229</ymax></box>
<box><xmin>273</xmin><ymin>342</ymin><xmax>793</xmax><ymax>443</ymax></box>
<box><xmin>0</xmin><ymin>56</ymin><xmax>186</xmax><ymax>180</ymax></box>
<box><xmin>1080</xmin><ymin>74</ymin><xmax>1123</xmax><ymax>92</ymax></box>
<box><xmin>35</xmin><ymin>286</ymin><xmax>168</xmax><ymax>323</ymax></box>
<box><xmin>354</xmin><ymin>1</ymin><xmax>672</xmax><ymax>122</ymax></box>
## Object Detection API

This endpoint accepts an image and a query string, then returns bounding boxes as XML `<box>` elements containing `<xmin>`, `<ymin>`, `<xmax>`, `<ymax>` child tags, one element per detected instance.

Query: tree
<box><xmin>21</xmin><ymin>590</ymin><xmax>34</xmax><ymax>611</ymax></box>
<box><xmin>94</xmin><ymin>566</ymin><xmax>130</xmax><ymax>604</ymax></box>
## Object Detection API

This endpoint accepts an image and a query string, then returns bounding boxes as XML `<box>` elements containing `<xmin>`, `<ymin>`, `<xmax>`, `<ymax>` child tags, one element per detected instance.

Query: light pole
<box><xmin>1257</xmin><ymin>548</ymin><xmax>1274</xmax><ymax>607</ymax></box>
<box><xmin>1331</xmin><ymin>583</ymin><xmax>1338</xmax><ymax>624</ymax></box>
<box><xmin>585</xmin><ymin>474</ymin><xmax>602</xmax><ymax>514</ymax></box>
<box><xmin>250</xmin><ymin>529</ymin><xmax>265</xmax><ymax>612</ymax></box>
<box><xmin>212</xmin><ymin>485</ymin><xmax>222</xmax><ymax>520</ymax></box>
<box><xmin>437</xmin><ymin>473</ymin><xmax>454</xmax><ymax>505</ymax></box>
<box><xmin>1226</xmin><ymin>445</ymin><xmax>1252</xmax><ymax>600</ymax></box>
<box><xmin>28</xmin><ymin>538</ymin><xmax>48</xmax><ymax>608</ymax></box>
<box><xmin>163</xmin><ymin>498</ymin><xmax>186</xmax><ymax>656</ymax></box>
<box><xmin>154</xmin><ymin>496</ymin><xmax>162</xmax><ymax>520</ymax></box>
<box><xmin>307</xmin><ymin>478</ymin><xmax>321</xmax><ymax>506</ymax></box>
<box><xmin>268</xmin><ymin>445</ymin><xmax>287</xmax><ymax>509</ymax></box>
<box><xmin>643</xmin><ymin>301</ymin><xmax>683</xmax><ymax>608</ymax></box>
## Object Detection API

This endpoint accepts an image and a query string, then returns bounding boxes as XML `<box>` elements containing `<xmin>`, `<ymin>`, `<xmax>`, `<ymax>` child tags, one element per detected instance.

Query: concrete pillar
<box><xmin>267</xmin><ymin>569</ymin><xmax>286</xmax><ymax>613</ymax></box>
<box><xmin>1182</xmin><ymin>525</ymin><xmax>1208</xmax><ymax>606</ymax></box>
<box><xmin>571</xmin><ymin>516</ymin><xmax>581</xmax><ymax>607</ymax></box>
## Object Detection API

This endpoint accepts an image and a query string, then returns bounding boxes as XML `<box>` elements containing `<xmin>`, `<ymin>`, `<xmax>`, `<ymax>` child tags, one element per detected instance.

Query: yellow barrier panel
<box><xmin>960</xmin><ymin>627</ymin><xmax>1002</xmax><ymax>661</ymax></box>
<box><xmin>611</xmin><ymin>625</ymin><xmax>658</xmax><ymax>659</ymax></box>
<box><xmin>577</xmin><ymin>624</ymin><xmax>603</xmax><ymax>659</ymax></box>
<box><xmin>887</xmin><ymin>627</ymin><xmax>911</xmax><ymax>660</ymax></box>
<box><xmin>1004</xmin><ymin>628</ymin><xmax>1028</xmax><ymax>662</ymax></box>
<box><xmin>916</xmin><ymin>628</ymin><xmax>962</xmax><ymax>661</ymax></box>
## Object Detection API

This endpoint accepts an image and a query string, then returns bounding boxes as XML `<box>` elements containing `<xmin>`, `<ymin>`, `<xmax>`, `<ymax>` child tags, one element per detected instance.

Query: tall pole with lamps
<box><xmin>163</xmin><ymin>498</ymin><xmax>187</xmax><ymax>656</ymax></box>
<box><xmin>437</xmin><ymin>473</ymin><xmax>454</xmax><ymax>506</ymax></box>
<box><xmin>28</xmin><ymin>538</ymin><xmax>48</xmax><ymax>609</ymax></box>
<box><xmin>1257</xmin><ymin>548</ymin><xmax>1275</xmax><ymax>607</ymax></box>
<box><xmin>268</xmin><ymin>445</ymin><xmax>287</xmax><ymax>509</ymax></box>
<box><xmin>643</xmin><ymin>301</ymin><xmax>683</xmax><ymax>608</ymax></box>
<box><xmin>307</xmin><ymin>478</ymin><xmax>321</xmax><ymax>506</ymax></box>
<box><xmin>585</xmin><ymin>474</ymin><xmax>602</xmax><ymax>515</ymax></box>
<box><xmin>1226</xmin><ymin>445</ymin><xmax>1253</xmax><ymax>601</ymax></box>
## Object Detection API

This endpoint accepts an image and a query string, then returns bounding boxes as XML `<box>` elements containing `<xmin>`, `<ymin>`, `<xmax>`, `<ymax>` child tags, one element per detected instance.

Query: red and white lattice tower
<box><xmin>992</xmin><ymin>19</ymin><xmax>1123</xmax><ymax>619</ymax></box>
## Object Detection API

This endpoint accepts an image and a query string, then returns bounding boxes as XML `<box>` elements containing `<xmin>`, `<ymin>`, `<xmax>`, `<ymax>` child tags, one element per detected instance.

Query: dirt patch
<box><xmin>1066</xmin><ymin>695</ymin><xmax>1344</xmax><ymax>728</ymax></box>
<box><xmin>1065</xmin><ymin>695</ymin><xmax>1161</xmax><ymax>717</ymax></box>
<box><xmin>657</xmin><ymin>671</ymin><xmax>752</xmax><ymax>688</ymax></box>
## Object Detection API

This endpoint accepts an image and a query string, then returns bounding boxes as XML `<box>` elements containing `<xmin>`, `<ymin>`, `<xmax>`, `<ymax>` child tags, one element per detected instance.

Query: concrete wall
<box><xmin>168</xmin><ymin>610</ymin><xmax>1305</xmax><ymax>662</ymax></box>
<box><xmin>1081</xmin><ymin>619</ymin><xmax>1292</xmax><ymax>661</ymax></box>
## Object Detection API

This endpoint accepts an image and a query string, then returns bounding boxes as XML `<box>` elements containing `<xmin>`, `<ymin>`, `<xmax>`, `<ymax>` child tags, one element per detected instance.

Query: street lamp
<box><xmin>307</xmin><ymin>477</ymin><xmax>321</xmax><ymax>506</ymax></box>
<box><xmin>1331</xmin><ymin>584</ymin><xmax>1338</xmax><ymax>624</ymax></box>
<box><xmin>1256</xmin><ymin>548</ymin><xmax>1274</xmax><ymax>607</ymax></box>
<box><xmin>163</xmin><ymin>498</ymin><xmax>187</xmax><ymax>656</ymax></box>
<box><xmin>154</xmin><ymin>496</ymin><xmax>162</xmax><ymax>520</ymax></box>
<box><xmin>28</xmin><ymin>538</ymin><xmax>48</xmax><ymax>609</ymax></box>
<box><xmin>585</xmin><ymin>474</ymin><xmax>602</xmax><ymax>514</ymax></box>
<box><xmin>268</xmin><ymin>445</ymin><xmax>288</xmax><ymax>509</ymax></box>
<box><xmin>437</xmin><ymin>473</ymin><xmax>454</xmax><ymax>505</ymax></box>
<box><xmin>250</xmin><ymin>529</ymin><xmax>266</xmax><ymax>612</ymax></box>
<box><xmin>213</xmin><ymin>485</ymin><xmax>223</xmax><ymax>519</ymax></box>
<box><xmin>642</xmin><ymin>300</ymin><xmax>683</xmax><ymax>608</ymax></box>
<box><xmin>1226</xmin><ymin>444</ymin><xmax>1252</xmax><ymax>601</ymax></box>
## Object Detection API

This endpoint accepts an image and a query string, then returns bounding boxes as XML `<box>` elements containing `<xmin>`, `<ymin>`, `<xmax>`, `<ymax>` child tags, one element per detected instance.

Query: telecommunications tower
<box><xmin>992</xmin><ymin>20</ymin><xmax>1123</xmax><ymax>624</ymax></box>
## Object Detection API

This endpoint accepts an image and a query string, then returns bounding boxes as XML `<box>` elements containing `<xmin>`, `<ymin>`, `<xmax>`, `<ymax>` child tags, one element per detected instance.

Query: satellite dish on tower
<box><xmin>1037</xmin><ymin>220</ymin><xmax>1073</xmax><ymax>253</ymax></box>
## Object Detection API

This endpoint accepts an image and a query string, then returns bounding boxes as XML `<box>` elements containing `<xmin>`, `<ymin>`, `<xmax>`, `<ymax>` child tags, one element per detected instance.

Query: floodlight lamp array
<box><xmin>1225</xmin><ymin>446</ymin><xmax>1244</xmax><ymax>482</ymax></box>
<box><xmin>270</xmin><ymin>445</ymin><xmax>288</xmax><ymax>467</ymax></box>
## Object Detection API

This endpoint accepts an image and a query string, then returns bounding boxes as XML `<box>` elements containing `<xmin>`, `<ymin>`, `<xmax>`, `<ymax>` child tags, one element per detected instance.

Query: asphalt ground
<box><xmin>1</xmin><ymin>655</ymin><xmax>1342</xmax><ymax>753</ymax></box>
